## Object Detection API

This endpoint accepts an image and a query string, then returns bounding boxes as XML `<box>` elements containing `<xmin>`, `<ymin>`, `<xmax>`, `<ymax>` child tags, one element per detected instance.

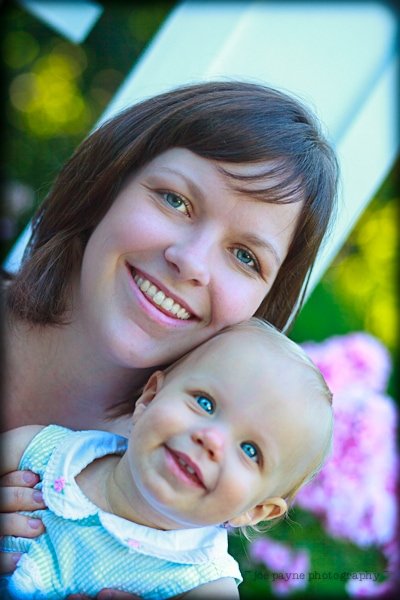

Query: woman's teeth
<box><xmin>134</xmin><ymin>274</ymin><xmax>191</xmax><ymax>320</ymax></box>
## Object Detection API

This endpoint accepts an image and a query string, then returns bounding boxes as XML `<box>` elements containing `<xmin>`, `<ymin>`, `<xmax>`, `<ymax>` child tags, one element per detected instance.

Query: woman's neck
<box><xmin>3</xmin><ymin>314</ymin><xmax>153</xmax><ymax>433</ymax></box>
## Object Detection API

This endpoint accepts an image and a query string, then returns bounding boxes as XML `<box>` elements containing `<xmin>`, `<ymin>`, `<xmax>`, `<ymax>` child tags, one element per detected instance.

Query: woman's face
<box><xmin>76</xmin><ymin>148</ymin><xmax>302</xmax><ymax>368</ymax></box>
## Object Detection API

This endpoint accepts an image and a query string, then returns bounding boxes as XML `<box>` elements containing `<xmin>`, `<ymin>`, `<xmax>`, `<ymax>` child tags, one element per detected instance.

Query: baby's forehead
<box><xmin>179</xmin><ymin>327</ymin><xmax>281</xmax><ymax>378</ymax></box>
<box><xmin>197</xmin><ymin>327</ymin><xmax>277</xmax><ymax>359</ymax></box>
<box><xmin>179</xmin><ymin>325</ymin><xmax>317</xmax><ymax>390</ymax></box>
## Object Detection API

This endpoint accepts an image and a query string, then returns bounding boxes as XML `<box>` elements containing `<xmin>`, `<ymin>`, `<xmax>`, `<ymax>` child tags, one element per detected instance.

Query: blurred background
<box><xmin>1</xmin><ymin>1</ymin><xmax>398</xmax><ymax>598</ymax></box>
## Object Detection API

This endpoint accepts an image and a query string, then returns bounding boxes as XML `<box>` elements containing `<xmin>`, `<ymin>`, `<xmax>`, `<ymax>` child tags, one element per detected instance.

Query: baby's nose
<box><xmin>192</xmin><ymin>428</ymin><xmax>225</xmax><ymax>461</ymax></box>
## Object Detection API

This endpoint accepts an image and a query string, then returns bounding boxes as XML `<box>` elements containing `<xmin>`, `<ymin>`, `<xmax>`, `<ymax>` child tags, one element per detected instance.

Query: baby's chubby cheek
<box><xmin>135</xmin><ymin>401</ymin><xmax>188</xmax><ymax>440</ymax></box>
<box><xmin>215</xmin><ymin>476</ymin><xmax>260</xmax><ymax>515</ymax></box>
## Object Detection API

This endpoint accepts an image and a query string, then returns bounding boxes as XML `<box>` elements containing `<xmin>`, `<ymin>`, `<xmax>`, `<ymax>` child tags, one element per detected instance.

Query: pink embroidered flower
<box><xmin>53</xmin><ymin>477</ymin><xmax>66</xmax><ymax>493</ymax></box>
<box><xmin>127</xmin><ymin>538</ymin><xmax>141</xmax><ymax>549</ymax></box>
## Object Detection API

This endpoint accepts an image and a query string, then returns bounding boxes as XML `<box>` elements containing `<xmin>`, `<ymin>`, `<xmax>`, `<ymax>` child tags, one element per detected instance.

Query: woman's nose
<box><xmin>192</xmin><ymin>428</ymin><xmax>225</xmax><ymax>462</ymax></box>
<box><xmin>164</xmin><ymin>236</ymin><xmax>212</xmax><ymax>286</ymax></box>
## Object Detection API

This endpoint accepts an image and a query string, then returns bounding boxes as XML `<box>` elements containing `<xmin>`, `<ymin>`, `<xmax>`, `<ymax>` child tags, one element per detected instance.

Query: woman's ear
<box><xmin>228</xmin><ymin>497</ymin><xmax>287</xmax><ymax>528</ymax></box>
<box><xmin>132</xmin><ymin>370</ymin><xmax>165</xmax><ymax>424</ymax></box>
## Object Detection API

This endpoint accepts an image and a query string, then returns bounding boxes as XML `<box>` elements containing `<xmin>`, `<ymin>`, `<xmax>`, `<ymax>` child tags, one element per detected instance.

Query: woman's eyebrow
<box><xmin>156</xmin><ymin>167</ymin><xmax>206</xmax><ymax>203</ymax></box>
<box><xmin>241</xmin><ymin>233</ymin><xmax>282</xmax><ymax>268</ymax></box>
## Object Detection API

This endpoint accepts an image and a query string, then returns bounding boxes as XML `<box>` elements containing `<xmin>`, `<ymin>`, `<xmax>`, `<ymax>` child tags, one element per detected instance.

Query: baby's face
<box><xmin>127</xmin><ymin>329</ymin><xmax>327</xmax><ymax>529</ymax></box>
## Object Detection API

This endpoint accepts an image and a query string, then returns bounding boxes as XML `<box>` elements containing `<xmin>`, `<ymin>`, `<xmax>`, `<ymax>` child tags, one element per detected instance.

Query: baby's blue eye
<box><xmin>196</xmin><ymin>395</ymin><xmax>215</xmax><ymax>415</ymax></box>
<box><xmin>241</xmin><ymin>442</ymin><xmax>259</xmax><ymax>462</ymax></box>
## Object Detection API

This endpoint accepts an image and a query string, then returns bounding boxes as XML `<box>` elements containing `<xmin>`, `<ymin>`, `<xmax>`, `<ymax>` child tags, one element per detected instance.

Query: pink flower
<box><xmin>296</xmin><ymin>386</ymin><xmax>397</xmax><ymax>546</ymax></box>
<box><xmin>346</xmin><ymin>576</ymin><xmax>392</xmax><ymax>597</ymax></box>
<box><xmin>127</xmin><ymin>538</ymin><xmax>141</xmax><ymax>549</ymax></box>
<box><xmin>297</xmin><ymin>333</ymin><xmax>397</xmax><ymax>549</ymax></box>
<box><xmin>302</xmin><ymin>332</ymin><xmax>391</xmax><ymax>394</ymax></box>
<box><xmin>53</xmin><ymin>477</ymin><xmax>66</xmax><ymax>493</ymax></box>
<box><xmin>250</xmin><ymin>538</ymin><xmax>292</xmax><ymax>571</ymax></box>
<box><xmin>250</xmin><ymin>538</ymin><xmax>310</xmax><ymax>595</ymax></box>
<box><xmin>248</xmin><ymin>333</ymin><xmax>397</xmax><ymax>597</ymax></box>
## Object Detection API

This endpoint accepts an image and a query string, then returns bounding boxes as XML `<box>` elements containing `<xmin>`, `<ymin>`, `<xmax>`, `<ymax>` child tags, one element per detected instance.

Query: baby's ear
<box><xmin>132</xmin><ymin>370</ymin><xmax>164</xmax><ymax>423</ymax></box>
<box><xmin>228</xmin><ymin>497</ymin><xmax>287</xmax><ymax>528</ymax></box>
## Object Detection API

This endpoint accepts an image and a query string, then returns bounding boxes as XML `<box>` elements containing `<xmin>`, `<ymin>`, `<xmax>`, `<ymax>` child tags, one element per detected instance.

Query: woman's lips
<box><xmin>128</xmin><ymin>265</ymin><xmax>196</xmax><ymax>321</ymax></box>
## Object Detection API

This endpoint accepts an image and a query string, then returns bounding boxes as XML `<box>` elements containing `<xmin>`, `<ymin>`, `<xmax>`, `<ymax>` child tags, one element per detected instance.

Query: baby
<box><xmin>1</xmin><ymin>319</ymin><xmax>333</xmax><ymax>599</ymax></box>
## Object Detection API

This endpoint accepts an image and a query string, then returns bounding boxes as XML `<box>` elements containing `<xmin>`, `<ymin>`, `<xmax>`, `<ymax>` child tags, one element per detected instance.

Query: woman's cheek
<box><xmin>114</xmin><ymin>209</ymin><xmax>171</xmax><ymax>251</ymax></box>
<box><xmin>215</xmin><ymin>277</ymin><xmax>268</xmax><ymax>326</ymax></box>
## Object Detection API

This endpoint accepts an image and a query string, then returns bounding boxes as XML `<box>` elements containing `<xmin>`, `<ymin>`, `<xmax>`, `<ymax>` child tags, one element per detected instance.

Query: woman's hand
<box><xmin>0</xmin><ymin>470</ymin><xmax>47</xmax><ymax>573</ymax></box>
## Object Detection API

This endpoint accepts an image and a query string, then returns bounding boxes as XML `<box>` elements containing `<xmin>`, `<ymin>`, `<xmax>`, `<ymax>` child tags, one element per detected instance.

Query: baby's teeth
<box><xmin>140</xmin><ymin>279</ymin><xmax>150</xmax><ymax>293</ymax></box>
<box><xmin>162</xmin><ymin>297</ymin><xmax>174</xmax><ymax>311</ymax></box>
<box><xmin>153</xmin><ymin>291</ymin><xmax>165</xmax><ymax>305</ymax></box>
<box><xmin>147</xmin><ymin>285</ymin><xmax>157</xmax><ymax>298</ymax></box>
<box><xmin>177</xmin><ymin>458</ymin><xmax>195</xmax><ymax>475</ymax></box>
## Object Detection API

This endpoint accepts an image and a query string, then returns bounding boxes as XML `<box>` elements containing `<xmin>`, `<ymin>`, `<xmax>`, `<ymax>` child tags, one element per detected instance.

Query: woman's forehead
<box><xmin>140</xmin><ymin>148</ymin><xmax>304</xmax><ymax>211</ymax></box>
<box><xmin>217</xmin><ymin>160</ymin><xmax>305</xmax><ymax>203</ymax></box>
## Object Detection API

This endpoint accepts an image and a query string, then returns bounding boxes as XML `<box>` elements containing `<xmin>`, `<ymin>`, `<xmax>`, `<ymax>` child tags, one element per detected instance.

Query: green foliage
<box><xmin>229</xmin><ymin>509</ymin><xmax>388</xmax><ymax>598</ymax></box>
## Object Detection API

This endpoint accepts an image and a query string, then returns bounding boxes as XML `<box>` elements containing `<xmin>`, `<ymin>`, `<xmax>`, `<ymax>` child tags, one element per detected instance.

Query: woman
<box><xmin>1</xmin><ymin>80</ymin><xmax>338</xmax><ymax>583</ymax></box>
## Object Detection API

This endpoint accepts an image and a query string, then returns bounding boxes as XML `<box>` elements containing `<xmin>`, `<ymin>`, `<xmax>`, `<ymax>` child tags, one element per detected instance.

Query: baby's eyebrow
<box><xmin>254</xmin><ymin>431</ymin><xmax>279</xmax><ymax>473</ymax></box>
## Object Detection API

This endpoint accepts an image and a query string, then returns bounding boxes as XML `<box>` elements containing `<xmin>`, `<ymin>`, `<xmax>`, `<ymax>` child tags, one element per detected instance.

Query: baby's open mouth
<box><xmin>175</xmin><ymin>455</ymin><xmax>204</xmax><ymax>487</ymax></box>
<box><xmin>166</xmin><ymin>447</ymin><xmax>205</xmax><ymax>489</ymax></box>
<box><xmin>131</xmin><ymin>269</ymin><xmax>193</xmax><ymax>320</ymax></box>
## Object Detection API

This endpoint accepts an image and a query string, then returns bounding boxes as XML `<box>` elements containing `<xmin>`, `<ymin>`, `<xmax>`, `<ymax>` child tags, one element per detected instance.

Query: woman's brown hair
<box><xmin>6</xmin><ymin>80</ymin><xmax>339</xmax><ymax>331</ymax></box>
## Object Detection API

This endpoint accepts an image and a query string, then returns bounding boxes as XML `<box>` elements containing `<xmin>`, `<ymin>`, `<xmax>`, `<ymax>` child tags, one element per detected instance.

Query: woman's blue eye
<box><xmin>233</xmin><ymin>248</ymin><xmax>258</xmax><ymax>271</ymax></box>
<box><xmin>163</xmin><ymin>192</ymin><xmax>189</xmax><ymax>214</ymax></box>
<box><xmin>196</xmin><ymin>395</ymin><xmax>215</xmax><ymax>415</ymax></box>
<box><xmin>241</xmin><ymin>442</ymin><xmax>259</xmax><ymax>462</ymax></box>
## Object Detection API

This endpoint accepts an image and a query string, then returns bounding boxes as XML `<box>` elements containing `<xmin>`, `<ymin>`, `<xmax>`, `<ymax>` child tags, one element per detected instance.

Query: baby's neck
<box><xmin>76</xmin><ymin>454</ymin><xmax>123</xmax><ymax>515</ymax></box>
<box><xmin>77</xmin><ymin>452</ymin><xmax>191</xmax><ymax>531</ymax></box>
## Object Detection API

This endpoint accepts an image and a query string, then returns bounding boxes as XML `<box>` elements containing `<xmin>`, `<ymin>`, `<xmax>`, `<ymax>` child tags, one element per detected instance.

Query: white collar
<box><xmin>42</xmin><ymin>428</ymin><xmax>228</xmax><ymax>564</ymax></box>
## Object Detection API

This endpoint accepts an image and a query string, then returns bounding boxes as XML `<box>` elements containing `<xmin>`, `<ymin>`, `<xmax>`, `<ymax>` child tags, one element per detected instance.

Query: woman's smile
<box><xmin>124</xmin><ymin>264</ymin><xmax>200</xmax><ymax>330</ymax></box>
<box><xmin>130</xmin><ymin>266</ymin><xmax>196</xmax><ymax>321</ymax></box>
